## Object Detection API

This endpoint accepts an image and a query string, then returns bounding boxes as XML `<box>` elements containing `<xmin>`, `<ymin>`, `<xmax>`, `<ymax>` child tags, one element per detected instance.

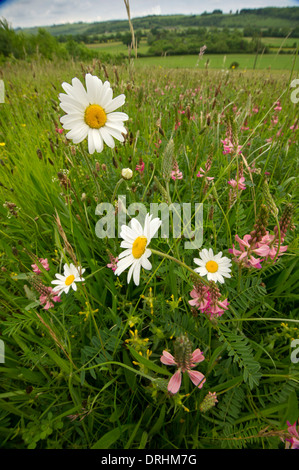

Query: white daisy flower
<box><xmin>59</xmin><ymin>73</ymin><xmax>129</xmax><ymax>154</ymax></box>
<box><xmin>51</xmin><ymin>263</ymin><xmax>85</xmax><ymax>295</ymax></box>
<box><xmin>193</xmin><ymin>248</ymin><xmax>232</xmax><ymax>284</ymax></box>
<box><xmin>115</xmin><ymin>213</ymin><xmax>162</xmax><ymax>286</ymax></box>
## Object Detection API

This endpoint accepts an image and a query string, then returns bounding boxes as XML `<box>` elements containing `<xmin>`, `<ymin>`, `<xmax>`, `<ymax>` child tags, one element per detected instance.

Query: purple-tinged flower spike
<box><xmin>160</xmin><ymin>335</ymin><xmax>205</xmax><ymax>394</ymax></box>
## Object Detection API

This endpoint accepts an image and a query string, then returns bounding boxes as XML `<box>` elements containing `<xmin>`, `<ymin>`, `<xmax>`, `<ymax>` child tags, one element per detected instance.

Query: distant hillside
<box><xmin>17</xmin><ymin>7</ymin><xmax>299</xmax><ymax>37</ymax></box>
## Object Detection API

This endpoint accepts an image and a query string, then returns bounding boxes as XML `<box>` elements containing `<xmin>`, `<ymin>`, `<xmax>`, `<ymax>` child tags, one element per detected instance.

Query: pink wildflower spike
<box><xmin>188</xmin><ymin>285</ymin><xmax>210</xmax><ymax>311</ymax></box>
<box><xmin>274</xmin><ymin>101</ymin><xmax>282</xmax><ymax>111</ymax></box>
<box><xmin>160</xmin><ymin>336</ymin><xmax>205</xmax><ymax>395</ymax></box>
<box><xmin>196</xmin><ymin>167</ymin><xmax>214</xmax><ymax>181</ymax></box>
<box><xmin>171</xmin><ymin>160</ymin><xmax>183</xmax><ymax>180</ymax></box>
<box><xmin>135</xmin><ymin>160</ymin><xmax>145</xmax><ymax>174</ymax></box>
<box><xmin>228</xmin><ymin>176</ymin><xmax>246</xmax><ymax>191</ymax></box>
<box><xmin>196</xmin><ymin>167</ymin><xmax>206</xmax><ymax>178</ymax></box>
<box><xmin>107</xmin><ymin>253</ymin><xmax>118</xmax><ymax>272</ymax></box>
<box><xmin>39</xmin><ymin>286</ymin><xmax>61</xmax><ymax>310</ymax></box>
<box><xmin>31</xmin><ymin>258</ymin><xmax>50</xmax><ymax>275</ymax></box>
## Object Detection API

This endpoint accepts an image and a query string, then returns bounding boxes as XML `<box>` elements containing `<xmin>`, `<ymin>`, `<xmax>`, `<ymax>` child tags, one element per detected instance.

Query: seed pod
<box><xmin>162</xmin><ymin>138</ymin><xmax>175</xmax><ymax>182</ymax></box>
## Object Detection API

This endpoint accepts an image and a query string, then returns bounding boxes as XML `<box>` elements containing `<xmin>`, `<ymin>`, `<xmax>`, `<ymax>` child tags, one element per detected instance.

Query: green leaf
<box><xmin>91</xmin><ymin>425</ymin><xmax>133</xmax><ymax>449</ymax></box>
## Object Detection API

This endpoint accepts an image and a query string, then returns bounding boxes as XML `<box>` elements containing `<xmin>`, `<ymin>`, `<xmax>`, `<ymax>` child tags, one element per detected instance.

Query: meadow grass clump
<box><xmin>0</xmin><ymin>58</ymin><xmax>298</xmax><ymax>449</ymax></box>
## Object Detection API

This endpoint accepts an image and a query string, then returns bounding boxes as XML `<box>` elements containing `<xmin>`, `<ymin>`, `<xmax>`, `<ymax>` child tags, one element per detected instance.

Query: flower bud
<box><xmin>199</xmin><ymin>391</ymin><xmax>218</xmax><ymax>413</ymax></box>
<box><xmin>121</xmin><ymin>168</ymin><xmax>133</xmax><ymax>180</ymax></box>
<box><xmin>173</xmin><ymin>335</ymin><xmax>193</xmax><ymax>371</ymax></box>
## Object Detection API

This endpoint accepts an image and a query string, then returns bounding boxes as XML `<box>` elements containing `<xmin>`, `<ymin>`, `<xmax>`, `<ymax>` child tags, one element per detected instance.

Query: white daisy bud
<box><xmin>121</xmin><ymin>168</ymin><xmax>133</xmax><ymax>180</ymax></box>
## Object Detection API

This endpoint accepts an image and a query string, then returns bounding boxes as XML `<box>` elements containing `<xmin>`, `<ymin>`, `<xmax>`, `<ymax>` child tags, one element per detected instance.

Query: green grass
<box><xmin>0</xmin><ymin>58</ymin><xmax>298</xmax><ymax>450</ymax></box>
<box><xmin>135</xmin><ymin>53</ymin><xmax>299</xmax><ymax>71</ymax></box>
<box><xmin>87</xmin><ymin>41</ymin><xmax>299</xmax><ymax>71</ymax></box>
<box><xmin>87</xmin><ymin>39</ymin><xmax>150</xmax><ymax>56</ymax></box>
<box><xmin>261</xmin><ymin>37</ymin><xmax>299</xmax><ymax>48</ymax></box>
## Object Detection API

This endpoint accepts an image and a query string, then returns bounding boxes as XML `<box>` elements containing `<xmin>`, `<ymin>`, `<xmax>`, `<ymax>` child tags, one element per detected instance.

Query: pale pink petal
<box><xmin>187</xmin><ymin>370</ymin><xmax>206</xmax><ymax>388</ymax></box>
<box><xmin>167</xmin><ymin>370</ymin><xmax>182</xmax><ymax>394</ymax></box>
<box><xmin>191</xmin><ymin>349</ymin><xmax>205</xmax><ymax>364</ymax></box>
<box><xmin>160</xmin><ymin>350</ymin><xmax>176</xmax><ymax>366</ymax></box>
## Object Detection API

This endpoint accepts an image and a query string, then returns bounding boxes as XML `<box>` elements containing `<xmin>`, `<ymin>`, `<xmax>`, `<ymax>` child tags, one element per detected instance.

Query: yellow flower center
<box><xmin>205</xmin><ymin>260</ymin><xmax>218</xmax><ymax>273</ymax></box>
<box><xmin>132</xmin><ymin>236</ymin><xmax>147</xmax><ymax>259</ymax></box>
<box><xmin>84</xmin><ymin>104</ymin><xmax>107</xmax><ymax>129</ymax></box>
<box><xmin>65</xmin><ymin>274</ymin><xmax>75</xmax><ymax>286</ymax></box>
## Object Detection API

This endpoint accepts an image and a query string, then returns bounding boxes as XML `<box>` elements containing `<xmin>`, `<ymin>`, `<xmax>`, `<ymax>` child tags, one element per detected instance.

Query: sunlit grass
<box><xmin>0</xmin><ymin>58</ymin><xmax>298</xmax><ymax>450</ymax></box>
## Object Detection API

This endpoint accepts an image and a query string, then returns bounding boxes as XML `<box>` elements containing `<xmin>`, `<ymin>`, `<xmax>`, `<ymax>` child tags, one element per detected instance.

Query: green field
<box><xmin>0</xmin><ymin>56</ymin><xmax>298</xmax><ymax>450</ymax></box>
<box><xmin>87</xmin><ymin>40</ymin><xmax>299</xmax><ymax>71</ymax></box>
<box><xmin>135</xmin><ymin>53</ymin><xmax>299</xmax><ymax>71</ymax></box>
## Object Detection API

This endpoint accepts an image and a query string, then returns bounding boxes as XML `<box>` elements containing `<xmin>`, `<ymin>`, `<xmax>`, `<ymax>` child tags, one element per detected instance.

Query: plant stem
<box><xmin>150</xmin><ymin>248</ymin><xmax>208</xmax><ymax>285</ymax></box>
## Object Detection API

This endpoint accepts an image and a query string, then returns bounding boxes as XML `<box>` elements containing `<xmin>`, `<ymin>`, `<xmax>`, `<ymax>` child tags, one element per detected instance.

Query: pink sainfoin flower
<box><xmin>253</xmin><ymin>231</ymin><xmax>288</xmax><ymax>261</ymax></box>
<box><xmin>107</xmin><ymin>253</ymin><xmax>118</xmax><ymax>272</ymax></box>
<box><xmin>31</xmin><ymin>258</ymin><xmax>50</xmax><ymax>275</ymax></box>
<box><xmin>189</xmin><ymin>279</ymin><xmax>229</xmax><ymax>320</ymax></box>
<box><xmin>39</xmin><ymin>286</ymin><xmax>61</xmax><ymax>310</ymax></box>
<box><xmin>161</xmin><ymin>335</ymin><xmax>205</xmax><ymax>394</ymax></box>
<box><xmin>189</xmin><ymin>283</ymin><xmax>210</xmax><ymax>312</ymax></box>
<box><xmin>229</xmin><ymin>203</ymin><xmax>292</xmax><ymax>268</ymax></box>
<box><xmin>285</xmin><ymin>419</ymin><xmax>299</xmax><ymax>449</ymax></box>
<box><xmin>196</xmin><ymin>154</ymin><xmax>214</xmax><ymax>181</ymax></box>
<box><xmin>228</xmin><ymin>164</ymin><xmax>246</xmax><ymax>207</ymax></box>
<box><xmin>171</xmin><ymin>160</ymin><xmax>183</xmax><ymax>180</ymax></box>
<box><xmin>221</xmin><ymin>138</ymin><xmax>242</xmax><ymax>155</ymax></box>
<box><xmin>55</xmin><ymin>127</ymin><xmax>64</xmax><ymax>134</ymax></box>
<box><xmin>274</xmin><ymin>101</ymin><xmax>282</xmax><ymax>112</ymax></box>
<box><xmin>229</xmin><ymin>234</ymin><xmax>263</xmax><ymax>269</ymax></box>
<box><xmin>135</xmin><ymin>158</ymin><xmax>145</xmax><ymax>174</ymax></box>
<box><xmin>197</xmin><ymin>167</ymin><xmax>214</xmax><ymax>181</ymax></box>
<box><xmin>228</xmin><ymin>176</ymin><xmax>246</xmax><ymax>191</ymax></box>
<box><xmin>205</xmin><ymin>282</ymin><xmax>229</xmax><ymax>318</ymax></box>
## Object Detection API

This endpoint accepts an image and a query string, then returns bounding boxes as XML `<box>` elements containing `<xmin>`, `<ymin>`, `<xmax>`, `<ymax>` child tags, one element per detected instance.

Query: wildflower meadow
<box><xmin>0</xmin><ymin>51</ymin><xmax>298</xmax><ymax>451</ymax></box>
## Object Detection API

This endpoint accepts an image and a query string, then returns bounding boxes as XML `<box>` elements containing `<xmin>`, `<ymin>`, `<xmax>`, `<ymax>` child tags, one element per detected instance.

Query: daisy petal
<box><xmin>105</xmin><ymin>94</ymin><xmax>126</xmax><ymax>113</ymax></box>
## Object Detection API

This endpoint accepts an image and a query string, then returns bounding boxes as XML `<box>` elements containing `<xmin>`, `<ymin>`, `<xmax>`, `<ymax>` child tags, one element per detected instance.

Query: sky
<box><xmin>0</xmin><ymin>0</ymin><xmax>298</xmax><ymax>28</ymax></box>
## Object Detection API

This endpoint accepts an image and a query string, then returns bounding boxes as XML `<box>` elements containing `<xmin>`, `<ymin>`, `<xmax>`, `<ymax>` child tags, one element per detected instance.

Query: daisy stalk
<box><xmin>149</xmin><ymin>248</ymin><xmax>209</xmax><ymax>286</ymax></box>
